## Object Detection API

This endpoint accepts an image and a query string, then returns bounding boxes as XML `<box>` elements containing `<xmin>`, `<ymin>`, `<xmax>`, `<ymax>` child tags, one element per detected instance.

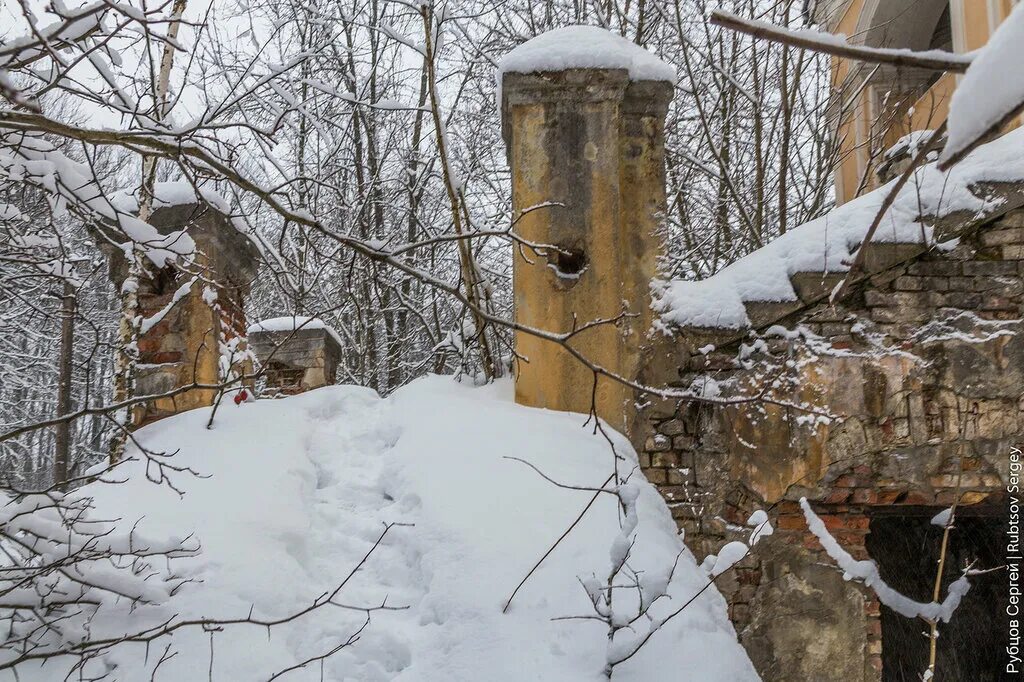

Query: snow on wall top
<box><xmin>248</xmin><ymin>315</ymin><xmax>343</xmax><ymax>347</ymax></box>
<box><xmin>654</xmin><ymin>126</ymin><xmax>1024</xmax><ymax>330</ymax></box>
<box><xmin>498</xmin><ymin>26</ymin><xmax>676</xmax><ymax>83</ymax></box>
<box><xmin>61</xmin><ymin>376</ymin><xmax>760</xmax><ymax>681</ymax></box>
<box><xmin>111</xmin><ymin>180</ymin><xmax>231</xmax><ymax>215</ymax></box>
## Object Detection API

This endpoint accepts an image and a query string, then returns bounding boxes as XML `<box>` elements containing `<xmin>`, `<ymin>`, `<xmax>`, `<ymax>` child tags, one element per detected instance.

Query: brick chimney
<box><xmin>500</xmin><ymin>28</ymin><xmax>673</xmax><ymax>432</ymax></box>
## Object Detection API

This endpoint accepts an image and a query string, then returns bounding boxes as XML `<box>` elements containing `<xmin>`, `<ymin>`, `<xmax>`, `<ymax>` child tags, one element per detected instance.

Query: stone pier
<box><xmin>248</xmin><ymin>318</ymin><xmax>342</xmax><ymax>395</ymax></box>
<box><xmin>104</xmin><ymin>199</ymin><xmax>258</xmax><ymax>426</ymax></box>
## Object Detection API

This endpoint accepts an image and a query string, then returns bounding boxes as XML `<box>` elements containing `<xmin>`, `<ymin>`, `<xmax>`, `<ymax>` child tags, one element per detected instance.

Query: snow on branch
<box><xmin>0</xmin><ymin>132</ymin><xmax>195</xmax><ymax>268</ymax></box>
<box><xmin>800</xmin><ymin>498</ymin><xmax>970</xmax><ymax>623</ymax></box>
<box><xmin>708</xmin><ymin>10</ymin><xmax>972</xmax><ymax>73</ymax></box>
<box><xmin>140</xmin><ymin>277</ymin><xmax>197</xmax><ymax>334</ymax></box>
<box><xmin>0</xmin><ymin>1</ymin><xmax>109</xmax><ymax>70</ymax></box>
<box><xmin>0</xmin><ymin>481</ymin><xmax>198</xmax><ymax>669</ymax></box>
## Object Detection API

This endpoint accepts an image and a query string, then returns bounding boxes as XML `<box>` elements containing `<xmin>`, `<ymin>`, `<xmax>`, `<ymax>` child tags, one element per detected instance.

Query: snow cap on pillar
<box><xmin>498</xmin><ymin>25</ymin><xmax>675</xmax><ymax>148</ymax></box>
<box><xmin>497</xmin><ymin>25</ymin><xmax>676</xmax><ymax>94</ymax></box>
<box><xmin>107</xmin><ymin>181</ymin><xmax>258</xmax><ymax>287</ymax></box>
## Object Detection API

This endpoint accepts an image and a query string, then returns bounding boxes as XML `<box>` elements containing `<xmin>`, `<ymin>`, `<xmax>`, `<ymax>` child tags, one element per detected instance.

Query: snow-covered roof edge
<box><xmin>248</xmin><ymin>316</ymin><xmax>344</xmax><ymax>348</ymax></box>
<box><xmin>654</xmin><ymin>127</ymin><xmax>1024</xmax><ymax>332</ymax></box>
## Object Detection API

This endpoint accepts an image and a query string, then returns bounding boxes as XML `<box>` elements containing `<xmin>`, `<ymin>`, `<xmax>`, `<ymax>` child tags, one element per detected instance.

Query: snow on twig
<box><xmin>800</xmin><ymin>498</ymin><xmax>970</xmax><ymax>622</ymax></box>
<box><xmin>708</xmin><ymin>10</ymin><xmax>972</xmax><ymax>73</ymax></box>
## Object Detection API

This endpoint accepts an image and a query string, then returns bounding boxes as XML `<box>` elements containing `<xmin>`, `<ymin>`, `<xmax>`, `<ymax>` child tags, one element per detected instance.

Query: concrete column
<box><xmin>502</xmin><ymin>69</ymin><xmax>671</xmax><ymax>432</ymax></box>
<box><xmin>104</xmin><ymin>202</ymin><xmax>258</xmax><ymax>425</ymax></box>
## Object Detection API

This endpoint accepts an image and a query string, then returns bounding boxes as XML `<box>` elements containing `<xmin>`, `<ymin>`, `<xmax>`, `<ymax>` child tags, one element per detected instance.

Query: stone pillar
<box><xmin>105</xmin><ymin>202</ymin><xmax>258</xmax><ymax>426</ymax></box>
<box><xmin>247</xmin><ymin>322</ymin><xmax>342</xmax><ymax>395</ymax></box>
<box><xmin>502</xmin><ymin>67</ymin><xmax>671</xmax><ymax>432</ymax></box>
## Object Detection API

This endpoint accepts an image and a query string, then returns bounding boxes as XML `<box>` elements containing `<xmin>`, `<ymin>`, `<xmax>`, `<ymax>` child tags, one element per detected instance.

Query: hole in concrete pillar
<box><xmin>866</xmin><ymin>506</ymin><xmax>1007</xmax><ymax>681</ymax></box>
<box><xmin>547</xmin><ymin>245</ymin><xmax>588</xmax><ymax>284</ymax></box>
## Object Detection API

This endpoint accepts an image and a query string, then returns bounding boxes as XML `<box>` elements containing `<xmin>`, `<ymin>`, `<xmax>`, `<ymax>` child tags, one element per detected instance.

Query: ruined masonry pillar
<box><xmin>247</xmin><ymin>318</ymin><xmax>343</xmax><ymax>396</ymax></box>
<box><xmin>500</xmin><ymin>29</ymin><xmax>673</xmax><ymax>432</ymax></box>
<box><xmin>105</xmin><ymin>199</ymin><xmax>259</xmax><ymax>426</ymax></box>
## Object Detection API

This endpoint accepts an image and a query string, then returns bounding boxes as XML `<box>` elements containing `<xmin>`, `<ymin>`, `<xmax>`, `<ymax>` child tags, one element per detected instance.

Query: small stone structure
<box><xmin>247</xmin><ymin>318</ymin><xmax>342</xmax><ymax>395</ymax></box>
<box><xmin>102</xmin><ymin>200</ymin><xmax>258</xmax><ymax>426</ymax></box>
<box><xmin>503</xmin><ymin>28</ymin><xmax>1022</xmax><ymax>682</ymax></box>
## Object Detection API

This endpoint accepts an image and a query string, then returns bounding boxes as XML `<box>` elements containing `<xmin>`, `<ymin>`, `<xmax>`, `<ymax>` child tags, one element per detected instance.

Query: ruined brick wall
<box><xmin>636</xmin><ymin>211</ymin><xmax>1024</xmax><ymax>681</ymax></box>
<box><xmin>106</xmin><ymin>203</ymin><xmax>258</xmax><ymax>426</ymax></box>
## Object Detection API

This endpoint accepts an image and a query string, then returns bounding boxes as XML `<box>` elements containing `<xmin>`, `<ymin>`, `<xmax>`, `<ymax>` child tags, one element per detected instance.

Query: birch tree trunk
<box><xmin>110</xmin><ymin>0</ymin><xmax>188</xmax><ymax>463</ymax></box>
<box><xmin>53</xmin><ymin>279</ymin><xmax>75</xmax><ymax>489</ymax></box>
<box><xmin>420</xmin><ymin>4</ymin><xmax>498</xmax><ymax>380</ymax></box>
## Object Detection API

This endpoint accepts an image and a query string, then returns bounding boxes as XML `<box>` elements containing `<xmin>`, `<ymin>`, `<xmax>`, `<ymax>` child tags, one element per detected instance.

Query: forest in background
<box><xmin>0</xmin><ymin>0</ymin><xmax>843</xmax><ymax>488</ymax></box>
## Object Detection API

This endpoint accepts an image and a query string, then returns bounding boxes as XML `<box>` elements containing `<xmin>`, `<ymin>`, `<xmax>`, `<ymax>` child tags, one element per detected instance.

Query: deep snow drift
<box><xmin>22</xmin><ymin>376</ymin><xmax>759</xmax><ymax>681</ymax></box>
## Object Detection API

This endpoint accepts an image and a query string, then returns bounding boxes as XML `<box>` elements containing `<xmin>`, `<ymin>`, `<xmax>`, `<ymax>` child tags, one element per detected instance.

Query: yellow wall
<box><xmin>832</xmin><ymin>1</ymin><xmax>1017</xmax><ymax>204</ymax></box>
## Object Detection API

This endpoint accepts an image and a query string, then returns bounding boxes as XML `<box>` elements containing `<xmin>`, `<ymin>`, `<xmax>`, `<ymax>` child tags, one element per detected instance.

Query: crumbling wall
<box><xmin>105</xmin><ymin>202</ymin><xmax>257</xmax><ymax>425</ymax></box>
<box><xmin>247</xmin><ymin>327</ymin><xmax>341</xmax><ymax>395</ymax></box>
<box><xmin>636</xmin><ymin>211</ymin><xmax>1024</xmax><ymax>681</ymax></box>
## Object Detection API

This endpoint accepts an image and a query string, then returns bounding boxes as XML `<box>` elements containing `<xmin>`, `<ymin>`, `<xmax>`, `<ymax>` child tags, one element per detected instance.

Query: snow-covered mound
<box><xmin>48</xmin><ymin>376</ymin><xmax>759</xmax><ymax>681</ymax></box>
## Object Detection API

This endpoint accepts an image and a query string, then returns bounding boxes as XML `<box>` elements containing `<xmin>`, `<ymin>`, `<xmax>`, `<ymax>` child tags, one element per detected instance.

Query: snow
<box><xmin>0</xmin><ymin>203</ymin><xmax>24</xmax><ymax>222</ymax></box>
<box><xmin>655</xmin><ymin>127</ymin><xmax>1024</xmax><ymax>329</ymax></box>
<box><xmin>111</xmin><ymin>180</ymin><xmax>232</xmax><ymax>214</ymax></box>
<box><xmin>746</xmin><ymin>509</ymin><xmax>774</xmax><ymax>547</ymax></box>
<box><xmin>140</xmin><ymin>277</ymin><xmax>196</xmax><ymax>334</ymax></box>
<box><xmin>688</xmin><ymin>375</ymin><xmax>722</xmax><ymax>399</ymax></box>
<box><xmin>710</xmin><ymin>11</ymin><xmax>973</xmax><ymax>69</ymax></box>
<box><xmin>931</xmin><ymin>508</ymin><xmax>953</xmax><ymax>527</ymax></box>
<box><xmin>800</xmin><ymin>498</ymin><xmax>970</xmax><ymax>623</ymax></box>
<box><xmin>942</xmin><ymin>4</ymin><xmax>1024</xmax><ymax>166</ymax></box>
<box><xmin>24</xmin><ymin>376</ymin><xmax>758</xmax><ymax>681</ymax></box>
<box><xmin>498</xmin><ymin>25</ymin><xmax>676</xmax><ymax>85</ymax></box>
<box><xmin>884</xmin><ymin>130</ymin><xmax>935</xmax><ymax>162</ymax></box>
<box><xmin>0</xmin><ymin>2</ymin><xmax>106</xmax><ymax>69</ymax></box>
<box><xmin>653</xmin><ymin>274</ymin><xmax>749</xmax><ymax>330</ymax></box>
<box><xmin>0</xmin><ymin>133</ymin><xmax>195</xmax><ymax>268</ymax></box>
<box><xmin>248</xmin><ymin>315</ymin><xmax>344</xmax><ymax>348</ymax></box>
<box><xmin>704</xmin><ymin>541</ymin><xmax>749</xmax><ymax>578</ymax></box>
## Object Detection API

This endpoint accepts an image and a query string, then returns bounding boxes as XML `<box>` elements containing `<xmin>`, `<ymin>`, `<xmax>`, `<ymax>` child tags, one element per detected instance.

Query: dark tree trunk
<box><xmin>53</xmin><ymin>280</ymin><xmax>75</xmax><ymax>489</ymax></box>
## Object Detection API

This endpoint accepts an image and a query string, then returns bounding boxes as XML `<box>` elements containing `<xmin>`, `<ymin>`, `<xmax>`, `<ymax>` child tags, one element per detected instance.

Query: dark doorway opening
<box><xmin>866</xmin><ymin>507</ymin><xmax>1007</xmax><ymax>682</ymax></box>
